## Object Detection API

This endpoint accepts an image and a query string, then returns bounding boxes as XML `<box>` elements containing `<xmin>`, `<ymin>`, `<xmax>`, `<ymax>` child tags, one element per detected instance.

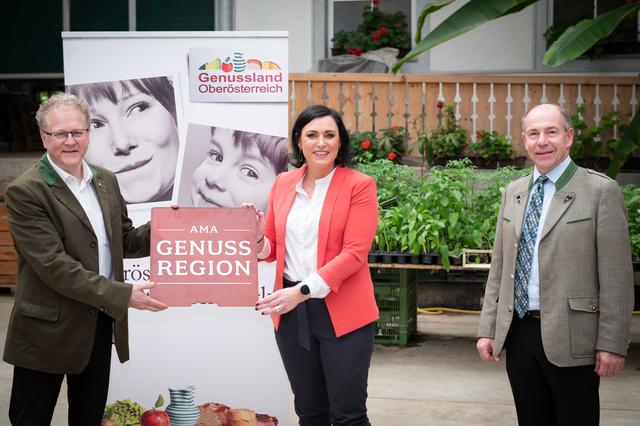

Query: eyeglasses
<box><xmin>42</xmin><ymin>129</ymin><xmax>89</xmax><ymax>141</ymax></box>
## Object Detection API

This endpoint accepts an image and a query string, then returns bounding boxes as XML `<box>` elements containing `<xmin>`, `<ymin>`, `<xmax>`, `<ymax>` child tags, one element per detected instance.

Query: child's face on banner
<box><xmin>85</xmin><ymin>82</ymin><xmax>179</xmax><ymax>203</ymax></box>
<box><xmin>191</xmin><ymin>128</ymin><xmax>277</xmax><ymax>211</ymax></box>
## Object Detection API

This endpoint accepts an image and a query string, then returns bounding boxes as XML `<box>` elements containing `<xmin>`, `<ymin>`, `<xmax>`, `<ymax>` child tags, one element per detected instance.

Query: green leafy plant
<box><xmin>470</xmin><ymin>166</ymin><xmax>529</xmax><ymax>247</ymax></box>
<box><xmin>420</xmin><ymin>102</ymin><xmax>467</xmax><ymax>163</ymax></box>
<box><xmin>570</xmin><ymin>106</ymin><xmax>621</xmax><ymax>159</ymax></box>
<box><xmin>621</xmin><ymin>185</ymin><xmax>640</xmax><ymax>258</ymax></box>
<box><xmin>608</xmin><ymin>111</ymin><xmax>640</xmax><ymax>177</ymax></box>
<box><xmin>467</xmin><ymin>130</ymin><xmax>514</xmax><ymax>161</ymax></box>
<box><xmin>390</xmin><ymin>0</ymin><xmax>639</xmax><ymax>179</ymax></box>
<box><xmin>420</xmin><ymin>159</ymin><xmax>477</xmax><ymax>267</ymax></box>
<box><xmin>393</xmin><ymin>1</ymin><xmax>639</xmax><ymax>72</ymax></box>
<box><xmin>350</xmin><ymin>125</ymin><xmax>404</xmax><ymax>164</ymax></box>
<box><xmin>357</xmin><ymin>159</ymin><xmax>418</xmax><ymax>205</ymax></box>
<box><xmin>543</xmin><ymin>3</ymin><xmax>640</xmax><ymax>67</ymax></box>
<box><xmin>361</xmin><ymin>158</ymin><xmax>529</xmax><ymax>269</ymax></box>
<box><xmin>332</xmin><ymin>6</ymin><xmax>410</xmax><ymax>56</ymax></box>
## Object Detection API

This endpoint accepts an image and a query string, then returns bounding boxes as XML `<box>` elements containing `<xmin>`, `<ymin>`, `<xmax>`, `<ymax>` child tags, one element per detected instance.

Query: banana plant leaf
<box><xmin>543</xmin><ymin>4</ymin><xmax>640</xmax><ymax>67</ymax></box>
<box><xmin>392</xmin><ymin>0</ymin><xmax>539</xmax><ymax>73</ymax></box>
<box><xmin>607</xmin><ymin>112</ymin><xmax>640</xmax><ymax>179</ymax></box>
<box><xmin>415</xmin><ymin>0</ymin><xmax>455</xmax><ymax>43</ymax></box>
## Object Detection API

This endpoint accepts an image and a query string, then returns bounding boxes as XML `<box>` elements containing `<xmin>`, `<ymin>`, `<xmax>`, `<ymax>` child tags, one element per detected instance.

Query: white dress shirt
<box><xmin>47</xmin><ymin>154</ymin><xmax>113</xmax><ymax>280</ymax></box>
<box><xmin>526</xmin><ymin>155</ymin><xmax>572</xmax><ymax>310</ymax></box>
<box><xmin>258</xmin><ymin>168</ymin><xmax>335</xmax><ymax>298</ymax></box>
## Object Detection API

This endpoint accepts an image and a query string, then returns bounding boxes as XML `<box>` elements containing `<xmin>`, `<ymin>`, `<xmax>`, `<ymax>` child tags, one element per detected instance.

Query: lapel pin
<box><xmin>564</xmin><ymin>195</ymin><xmax>573</xmax><ymax>202</ymax></box>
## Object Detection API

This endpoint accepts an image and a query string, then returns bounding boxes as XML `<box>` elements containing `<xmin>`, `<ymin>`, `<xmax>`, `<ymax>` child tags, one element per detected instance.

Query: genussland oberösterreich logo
<box><xmin>189</xmin><ymin>48</ymin><xmax>288</xmax><ymax>103</ymax></box>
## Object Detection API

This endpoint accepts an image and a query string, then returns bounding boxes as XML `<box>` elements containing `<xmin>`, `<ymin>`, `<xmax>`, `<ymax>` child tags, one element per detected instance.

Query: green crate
<box><xmin>371</xmin><ymin>268</ymin><xmax>417</xmax><ymax>345</ymax></box>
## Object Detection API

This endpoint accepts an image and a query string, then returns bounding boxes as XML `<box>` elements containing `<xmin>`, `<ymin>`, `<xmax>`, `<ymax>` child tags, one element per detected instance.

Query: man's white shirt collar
<box><xmin>47</xmin><ymin>153</ymin><xmax>93</xmax><ymax>188</ymax></box>
<box><xmin>533</xmin><ymin>155</ymin><xmax>571</xmax><ymax>187</ymax></box>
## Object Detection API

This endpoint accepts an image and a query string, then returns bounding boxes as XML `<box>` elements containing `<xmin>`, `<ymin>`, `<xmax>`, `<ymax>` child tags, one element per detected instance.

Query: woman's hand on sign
<box><xmin>255</xmin><ymin>286</ymin><xmax>306</xmax><ymax>316</ymax></box>
<box><xmin>240</xmin><ymin>202</ymin><xmax>265</xmax><ymax>243</ymax></box>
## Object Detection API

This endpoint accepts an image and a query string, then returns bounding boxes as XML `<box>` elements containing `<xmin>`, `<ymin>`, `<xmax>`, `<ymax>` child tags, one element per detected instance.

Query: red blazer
<box><xmin>262</xmin><ymin>165</ymin><xmax>379</xmax><ymax>337</ymax></box>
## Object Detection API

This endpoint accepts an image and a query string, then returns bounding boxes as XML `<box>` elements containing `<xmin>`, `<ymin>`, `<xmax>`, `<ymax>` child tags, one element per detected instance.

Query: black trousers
<box><xmin>9</xmin><ymin>312</ymin><xmax>113</xmax><ymax>426</ymax></box>
<box><xmin>275</xmin><ymin>296</ymin><xmax>374</xmax><ymax>426</ymax></box>
<box><xmin>505</xmin><ymin>314</ymin><xmax>600</xmax><ymax>426</ymax></box>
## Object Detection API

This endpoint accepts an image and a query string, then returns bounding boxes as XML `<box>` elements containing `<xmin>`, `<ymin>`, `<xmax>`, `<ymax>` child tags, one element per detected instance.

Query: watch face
<box><xmin>300</xmin><ymin>284</ymin><xmax>310</xmax><ymax>295</ymax></box>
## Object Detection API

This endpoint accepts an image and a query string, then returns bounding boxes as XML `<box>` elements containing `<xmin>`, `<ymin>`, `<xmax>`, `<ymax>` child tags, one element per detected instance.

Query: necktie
<box><xmin>514</xmin><ymin>175</ymin><xmax>548</xmax><ymax>318</ymax></box>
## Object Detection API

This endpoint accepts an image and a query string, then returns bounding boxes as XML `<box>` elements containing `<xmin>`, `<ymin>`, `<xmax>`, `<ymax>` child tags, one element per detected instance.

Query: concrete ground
<box><xmin>0</xmin><ymin>290</ymin><xmax>638</xmax><ymax>425</ymax></box>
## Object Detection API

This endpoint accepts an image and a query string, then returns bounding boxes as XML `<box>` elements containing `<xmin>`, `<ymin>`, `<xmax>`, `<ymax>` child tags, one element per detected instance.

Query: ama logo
<box><xmin>199</xmin><ymin>52</ymin><xmax>281</xmax><ymax>73</ymax></box>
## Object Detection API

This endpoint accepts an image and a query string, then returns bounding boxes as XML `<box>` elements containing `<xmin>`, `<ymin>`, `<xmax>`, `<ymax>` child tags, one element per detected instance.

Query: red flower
<box><xmin>476</xmin><ymin>131</ymin><xmax>484</xmax><ymax>139</ymax></box>
<box><xmin>371</xmin><ymin>27</ymin><xmax>387</xmax><ymax>41</ymax></box>
<box><xmin>436</xmin><ymin>100</ymin><xmax>444</xmax><ymax>109</ymax></box>
<box><xmin>371</xmin><ymin>0</ymin><xmax>380</xmax><ymax>5</ymax></box>
<box><xmin>391</xmin><ymin>124</ymin><xmax>399</xmax><ymax>132</ymax></box>
<box><xmin>387</xmin><ymin>152</ymin><xmax>397</xmax><ymax>161</ymax></box>
<box><xmin>347</xmin><ymin>47</ymin><xmax>362</xmax><ymax>56</ymax></box>
<box><xmin>361</xmin><ymin>139</ymin><xmax>372</xmax><ymax>150</ymax></box>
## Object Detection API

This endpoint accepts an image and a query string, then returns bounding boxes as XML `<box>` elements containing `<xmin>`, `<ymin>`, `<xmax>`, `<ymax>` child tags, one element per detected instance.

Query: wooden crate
<box><xmin>0</xmin><ymin>203</ymin><xmax>17</xmax><ymax>290</ymax></box>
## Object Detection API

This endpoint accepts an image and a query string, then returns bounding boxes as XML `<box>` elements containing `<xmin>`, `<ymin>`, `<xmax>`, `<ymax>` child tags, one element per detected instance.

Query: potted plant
<box><xmin>350</xmin><ymin>125</ymin><xmax>405</xmax><ymax>165</ymax></box>
<box><xmin>332</xmin><ymin>6</ymin><xmax>410</xmax><ymax>57</ymax></box>
<box><xmin>621</xmin><ymin>185</ymin><xmax>640</xmax><ymax>262</ymax></box>
<box><xmin>570</xmin><ymin>106</ymin><xmax>620</xmax><ymax>171</ymax></box>
<box><xmin>419</xmin><ymin>101</ymin><xmax>468</xmax><ymax>166</ymax></box>
<box><xmin>466</xmin><ymin>130</ymin><xmax>522</xmax><ymax>169</ymax></box>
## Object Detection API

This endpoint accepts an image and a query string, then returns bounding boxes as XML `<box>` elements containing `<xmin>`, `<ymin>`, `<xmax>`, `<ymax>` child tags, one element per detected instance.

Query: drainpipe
<box><xmin>215</xmin><ymin>0</ymin><xmax>234</xmax><ymax>31</ymax></box>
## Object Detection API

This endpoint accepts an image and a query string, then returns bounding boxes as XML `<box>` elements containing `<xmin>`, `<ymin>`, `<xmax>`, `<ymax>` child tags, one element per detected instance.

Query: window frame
<box><xmin>533</xmin><ymin>0</ymin><xmax>639</xmax><ymax>73</ymax></box>
<box><xmin>326</xmin><ymin>0</ymin><xmax>417</xmax><ymax>58</ymax></box>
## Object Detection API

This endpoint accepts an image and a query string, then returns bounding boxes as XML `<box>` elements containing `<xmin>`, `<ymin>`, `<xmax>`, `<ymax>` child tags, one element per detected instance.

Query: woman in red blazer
<box><xmin>253</xmin><ymin>105</ymin><xmax>379</xmax><ymax>425</ymax></box>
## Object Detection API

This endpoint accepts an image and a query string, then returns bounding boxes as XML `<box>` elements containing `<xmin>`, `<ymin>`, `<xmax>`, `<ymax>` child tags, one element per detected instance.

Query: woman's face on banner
<box><xmin>85</xmin><ymin>82</ymin><xmax>179</xmax><ymax>204</ymax></box>
<box><xmin>191</xmin><ymin>128</ymin><xmax>277</xmax><ymax>211</ymax></box>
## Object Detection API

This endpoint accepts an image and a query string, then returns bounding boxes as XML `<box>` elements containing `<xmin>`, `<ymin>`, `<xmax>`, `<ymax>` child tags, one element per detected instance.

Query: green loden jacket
<box><xmin>3</xmin><ymin>155</ymin><xmax>150</xmax><ymax>374</ymax></box>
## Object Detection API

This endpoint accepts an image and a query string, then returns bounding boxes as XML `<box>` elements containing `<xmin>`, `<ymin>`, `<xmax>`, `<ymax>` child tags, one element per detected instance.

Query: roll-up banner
<box><xmin>62</xmin><ymin>32</ymin><xmax>290</xmax><ymax>426</ymax></box>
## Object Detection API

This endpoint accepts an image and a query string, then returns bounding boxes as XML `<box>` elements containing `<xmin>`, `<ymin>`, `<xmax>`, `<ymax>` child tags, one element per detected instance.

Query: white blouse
<box><xmin>259</xmin><ymin>168</ymin><xmax>335</xmax><ymax>298</ymax></box>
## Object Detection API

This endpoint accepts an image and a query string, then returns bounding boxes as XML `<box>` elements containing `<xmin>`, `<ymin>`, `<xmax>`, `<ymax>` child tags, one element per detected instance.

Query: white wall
<box><xmin>426</xmin><ymin>0</ymin><xmax>535</xmax><ymax>73</ymax></box>
<box><xmin>235</xmin><ymin>0</ymin><xmax>314</xmax><ymax>72</ymax></box>
<box><xmin>234</xmin><ymin>0</ymin><xmax>638</xmax><ymax>75</ymax></box>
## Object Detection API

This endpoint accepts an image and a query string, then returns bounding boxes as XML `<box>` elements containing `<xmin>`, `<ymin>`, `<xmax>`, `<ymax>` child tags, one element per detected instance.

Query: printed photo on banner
<box><xmin>67</xmin><ymin>76</ymin><xmax>181</xmax><ymax>206</ymax></box>
<box><xmin>177</xmin><ymin>123</ymin><xmax>288</xmax><ymax>212</ymax></box>
<box><xmin>188</xmin><ymin>48</ymin><xmax>288</xmax><ymax>102</ymax></box>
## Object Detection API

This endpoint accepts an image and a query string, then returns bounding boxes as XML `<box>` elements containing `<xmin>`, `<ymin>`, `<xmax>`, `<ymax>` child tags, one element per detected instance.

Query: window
<box><xmin>328</xmin><ymin>0</ymin><xmax>412</xmax><ymax>55</ymax></box>
<box><xmin>137</xmin><ymin>0</ymin><xmax>215</xmax><ymax>31</ymax></box>
<box><xmin>550</xmin><ymin>0</ymin><xmax>639</xmax><ymax>56</ymax></box>
<box><xmin>70</xmin><ymin>0</ymin><xmax>128</xmax><ymax>31</ymax></box>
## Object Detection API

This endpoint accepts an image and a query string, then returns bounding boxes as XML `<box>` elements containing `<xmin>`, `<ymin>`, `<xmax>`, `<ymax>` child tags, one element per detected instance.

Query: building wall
<box><xmin>240</xmin><ymin>0</ymin><xmax>637</xmax><ymax>75</ymax></box>
<box><xmin>235</xmin><ymin>0</ymin><xmax>315</xmax><ymax>72</ymax></box>
<box><xmin>427</xmin><ymin>0</ymin><xmax>535</xmax><ymax>73</ymax></box>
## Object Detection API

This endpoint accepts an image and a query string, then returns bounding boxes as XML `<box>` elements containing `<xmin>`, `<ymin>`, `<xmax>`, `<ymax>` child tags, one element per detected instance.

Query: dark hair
<box><xmin>290</xmin><ymin>105</ymin><xmax>351</xmax><ymax>168</ymax></box>
<box><xmin>210</xmin><ymin>127</ymin><xmax>289</xmax><ymax>174</ymax></box>
<box><xmin>68</xmin><ymin>76</ymin><xmax>177</xmax><ymax>123</ymax></box>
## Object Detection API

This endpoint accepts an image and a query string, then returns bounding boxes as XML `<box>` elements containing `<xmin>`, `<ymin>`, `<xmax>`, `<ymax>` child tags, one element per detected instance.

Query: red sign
<box><xmin>149</xmin><ymin>207</ymin><xmax>258</xmax><ymax>307</ymax></box>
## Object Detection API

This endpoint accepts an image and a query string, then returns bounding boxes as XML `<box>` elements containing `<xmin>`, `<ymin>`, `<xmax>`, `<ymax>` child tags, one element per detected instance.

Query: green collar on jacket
<box><xmin>528</xmin><ymin>159</ymin><xmax>577</xmax><ymax>191</ymax></box>
<box><xmin>38</xmin><ymin>154</ymin><xmax>99</xmax><ymax>186</ymax></box>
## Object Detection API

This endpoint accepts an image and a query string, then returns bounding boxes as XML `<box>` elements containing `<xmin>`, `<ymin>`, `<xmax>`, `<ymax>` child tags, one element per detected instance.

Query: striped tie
<box><xmin>514</xmin><ymin>175</ymin><xmax>548</xmax><ymax>318</ymax></box>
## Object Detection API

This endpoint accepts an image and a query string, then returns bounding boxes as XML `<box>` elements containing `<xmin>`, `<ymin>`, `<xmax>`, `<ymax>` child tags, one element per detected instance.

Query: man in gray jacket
<box><xmin>477</xmin><ymin>103</ymin><xmax>634</xmax><ymax>425</ymax></box>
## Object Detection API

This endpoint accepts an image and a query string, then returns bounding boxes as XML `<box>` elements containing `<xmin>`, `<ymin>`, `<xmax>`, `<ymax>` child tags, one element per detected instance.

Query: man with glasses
<box><xmin>476</xmin><ymin>103</ymin><xmax>634</xmax><ymax>425</ymax></box>
<box><xmin>3</xmin><ymin>93</ymin><xmax>168</xmax><ymax>425</ymax></box>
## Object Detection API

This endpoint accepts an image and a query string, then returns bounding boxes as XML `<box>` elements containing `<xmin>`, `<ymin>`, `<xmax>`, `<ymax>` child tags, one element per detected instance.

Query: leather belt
<box><xmin>283</xmin><ymin>277</ymin><xmax>311</xmax><ymax>351</ymax></box>
<box><xmin>524</xmin><ymin>310</ymin><xmax>541</xmax><ymax>319</ymax></box>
